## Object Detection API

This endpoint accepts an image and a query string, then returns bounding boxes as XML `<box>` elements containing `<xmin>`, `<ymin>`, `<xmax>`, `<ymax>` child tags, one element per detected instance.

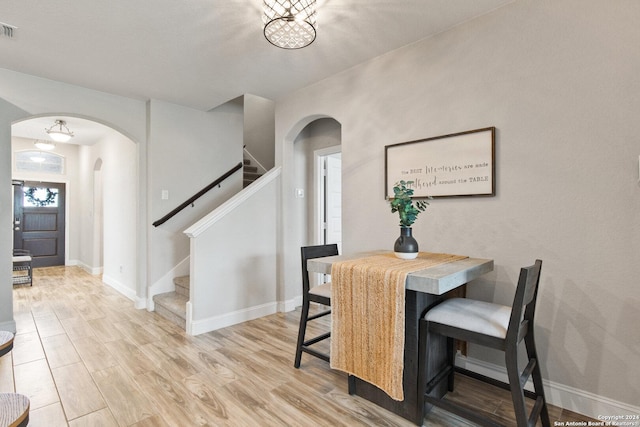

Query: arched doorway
<box><xmin>292</xmin><ymin>117</ymin><xmax>342</xmax><ymax>286</ymax></box>
<box><xmin>10</xmin><ymin>115</ymin><xmax>138</xmax><ymax>298</ymax></box>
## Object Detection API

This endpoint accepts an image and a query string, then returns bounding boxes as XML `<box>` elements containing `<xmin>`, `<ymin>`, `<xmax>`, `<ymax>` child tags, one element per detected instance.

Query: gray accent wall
<box><xmin>276</xmin><ymin>0</ymin><xmax>640</xmax><ymax>410</ymax></box>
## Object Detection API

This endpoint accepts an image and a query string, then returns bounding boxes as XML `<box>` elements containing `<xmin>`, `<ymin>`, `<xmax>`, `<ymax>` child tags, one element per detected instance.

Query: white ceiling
<box><xmin>3</xmin><ymin>0</ymin><xmax>513</xmax><ymax>143</ymax></box>
<box><xmin>11</xmin><ymin>116</ymin><xmax>121</xmax><ymax>146</ymax></box>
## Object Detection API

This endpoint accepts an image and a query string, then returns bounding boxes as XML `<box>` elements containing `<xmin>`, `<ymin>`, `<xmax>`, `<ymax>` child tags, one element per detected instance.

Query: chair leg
<box><xmin>446</xmin><ymin>337</ymin><xmax>455</xmax><ymax>392</ymax></box>
<box><xmin>294</xmin><ymin>299</ymin><xmax>310</xmax><ymax>368</ymax></box>
<box><xmin>525</xmin><ymin>333</ymin><xmax>551</xmax><ymax>427</ymax></box>
<box><xmin>348</xmin><ymin>375</ymin><xmax>356</xmax><ymax>395</ymax></box>
<box><xmin>505</xmin><ymin>345</ymin><xmax>529</xmax><ymax>427</ymax></box>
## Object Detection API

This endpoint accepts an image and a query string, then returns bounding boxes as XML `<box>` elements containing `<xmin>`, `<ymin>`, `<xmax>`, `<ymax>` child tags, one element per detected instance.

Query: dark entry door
<box><xmin>13</xmin><ymin>181</ymin><xmax>66</xmax><ymax>268</ymax></box>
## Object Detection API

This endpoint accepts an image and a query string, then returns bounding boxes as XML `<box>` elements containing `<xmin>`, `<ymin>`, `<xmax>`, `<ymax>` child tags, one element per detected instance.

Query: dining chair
<box><xmin>418</xmin><ymin>259</ymin><xmax>550</xmax><ymax>427</ymax></box>
<box><xmin>294</xmin><ymin>243</ymin><xmax>339</xmax><ymax>368</ymax></box>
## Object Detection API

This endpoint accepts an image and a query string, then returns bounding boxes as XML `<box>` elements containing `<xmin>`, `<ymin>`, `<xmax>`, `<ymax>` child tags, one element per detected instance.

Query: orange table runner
<box><xmin>329</xmin><ymin>252</ymin><xmax>468</xmax><ymax>401</ymax></box>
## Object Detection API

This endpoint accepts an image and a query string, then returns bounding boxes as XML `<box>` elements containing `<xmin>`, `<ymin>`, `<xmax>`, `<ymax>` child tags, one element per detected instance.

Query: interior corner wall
<box><xmin>89</xmin><ymin>135</ymin><xmax>137</xmax><ymax>297</ymax></box>
<box><xmin>147</xmin><ymin>99</ymin><xmax>244</xmax><ymax>287</ymax></box>
<box><xmin>77</xmin><ymin>145</ymin><xmax>96</xmax><ymax>270</ymax></box>
<box><xmin>243</xmin><ymin>94</ymin><xmax>275</xmax><ymax>170</ymax></box>
<box><xmin>275</xmin><ymin>0</ymin><xmax>640</xmax><ymax>411</ymax></box>
<box><xmin>0</xmin><ymin>98</ymin><xmax>28</xmax><ymax>332</ymax></box>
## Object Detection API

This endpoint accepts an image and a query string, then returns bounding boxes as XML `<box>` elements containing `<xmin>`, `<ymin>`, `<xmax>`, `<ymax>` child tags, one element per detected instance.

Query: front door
<box><xmin>13</xmin><ymin>181</ymin><xmax>66</xmax><ymax>268</ymax></box>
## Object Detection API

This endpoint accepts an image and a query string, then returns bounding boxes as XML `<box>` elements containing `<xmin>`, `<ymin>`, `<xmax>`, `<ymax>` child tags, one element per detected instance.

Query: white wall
<box><xmin>148</xmin><ymin>99</ymin><xmax>244</xmax><ymax>288</ymax></box>
<box><xmin>276</xmin><ymin>0</ymin><xmax>640</xmax><ymax>414</ymax></box>
<box><xmin>84</xmin><ymin>134</ymin><xmax>138</xmax><ymax>299</ymax></box>
<box><xmin>77</xmin><ymin>147</ymin><xmax>98</xmax><ymax>272</ymax></box>
<box><xmin>187</xmin><ymin>172</ymin><xmax>279</xmax><ymax>334</ymax></box>
<box><xmin>0</xmin><ymin>98</ymin><xmax>29</xmax><ymax>331</ymax></box>
<box><xmin>243</xmin><ymin>94</ymin><xmax>275</xmax><ymax>170</ymax></box>
<box><xmin>293</xmin><ymin>118</ymin><xmax>341</xmax><ymax>249</ymax></box>
<box><xmin>1</xmin><ymin>69</ymin><xmax>247</xmax><ymax>321</ymax></box>
<box><xmin>0</xmin><ymin>69</ymin><xmax>147</xmax><ymax>331</ymax></box>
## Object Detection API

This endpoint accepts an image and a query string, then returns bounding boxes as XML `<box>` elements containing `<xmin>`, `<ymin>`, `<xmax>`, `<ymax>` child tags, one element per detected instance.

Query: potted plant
<box><xmin>389</xmin><ymin>180</ymin><xmax>430</xmax><ymax>259</ymax></box>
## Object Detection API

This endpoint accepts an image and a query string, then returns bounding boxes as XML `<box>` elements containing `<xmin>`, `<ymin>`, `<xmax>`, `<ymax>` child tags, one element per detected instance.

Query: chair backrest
<box><xmin>300</xmin><ymin>244</ymin><xmax>339</xmax><ymax>294</ymax></box>
<box><xmin>506</xmin><ymin>259</ymin><xmax>543</xmax><ymax>343</ymax></box>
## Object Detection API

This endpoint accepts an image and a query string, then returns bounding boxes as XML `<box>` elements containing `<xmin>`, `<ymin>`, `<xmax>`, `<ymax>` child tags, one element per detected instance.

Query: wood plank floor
<box><xmin>2</xmin><ymin>266</ymin><xmax>595</xmax><ymax>426</ymax></box>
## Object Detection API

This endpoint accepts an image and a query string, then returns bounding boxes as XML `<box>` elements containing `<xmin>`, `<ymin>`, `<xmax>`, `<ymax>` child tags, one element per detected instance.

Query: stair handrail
<box><xmin>152</xmin><ymin>161</ymin><xmax>243</xmax><ymax>227</ymax></box>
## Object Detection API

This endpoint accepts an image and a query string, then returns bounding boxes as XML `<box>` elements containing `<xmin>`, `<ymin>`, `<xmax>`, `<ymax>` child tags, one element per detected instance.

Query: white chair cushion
<box><xmin>12</xmin><ymin>256</ymin><xmax>32</xmax><ymax>262</ymax></box>
<box><xmin>425</xmin><ymin>298</ymin><xmax>511</xmax><ymax>339</ymax></box>
<box><xmin>309</xmin><ymin>282</ymin><xmax>332</xmax><ymax>299</ymax></box>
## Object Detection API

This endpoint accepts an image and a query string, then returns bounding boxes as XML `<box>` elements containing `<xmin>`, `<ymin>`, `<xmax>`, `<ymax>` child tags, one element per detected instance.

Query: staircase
<box><xmin>153</xmin><ymin>275</ymin><xmax>189</xmax><ymax>328</ymax></box>
<box><xmin>243</xmin><ymin>158</ymin><xmax>262</xmax><ymax>188</ymax></box>
<box><xmin>153</xmin><ymin>157</ymin><xmax>263</xmax><ymax>329</ymax></box>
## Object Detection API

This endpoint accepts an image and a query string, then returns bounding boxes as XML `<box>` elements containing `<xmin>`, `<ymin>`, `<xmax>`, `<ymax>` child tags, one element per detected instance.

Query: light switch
<box><xmin>295</xmin><ymin>188</ymin><xmax>304</xmax><ymax>198</ymax></box>
<box><xmin>161</xmin><ymin>190</ymin><xmax>169</xmax><ymax>200</ymax></box>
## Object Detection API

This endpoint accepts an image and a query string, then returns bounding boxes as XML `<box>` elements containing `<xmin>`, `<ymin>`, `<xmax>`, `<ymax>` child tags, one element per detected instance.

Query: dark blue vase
<box><xmin>394</xmin><ymin>227</ymin><xmax>419</xmax><ymax>259</ymax></box>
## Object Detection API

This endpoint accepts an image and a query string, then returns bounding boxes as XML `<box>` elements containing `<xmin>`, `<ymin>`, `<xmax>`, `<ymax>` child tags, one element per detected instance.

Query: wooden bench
<box><xmin>12</xmin><ymin>250</ymin><xmax>33</xmax><ymax>286</ymax></box>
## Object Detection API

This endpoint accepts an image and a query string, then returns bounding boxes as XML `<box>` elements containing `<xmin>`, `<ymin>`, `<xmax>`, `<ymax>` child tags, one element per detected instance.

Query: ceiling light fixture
<box><xmin>45</xmin><ymin>119</ymin><xmax>74</xmax><ymax>142</ymax></box>
<box><xmin>263</xmin><ymin>0</ymin><xmax>317</xmax><ymax>49</ymax></box>
<box><xmin>34</xmin><ymin>140</ymin><xmax>55</xmax><ymax>151</ymax></box>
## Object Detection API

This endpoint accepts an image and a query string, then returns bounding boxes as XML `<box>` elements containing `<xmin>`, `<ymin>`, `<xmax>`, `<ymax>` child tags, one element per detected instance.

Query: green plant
<box><xmin>389</xmin><ymin>180</ymin><xmax>430</xmax><ymax>227</ymax></box>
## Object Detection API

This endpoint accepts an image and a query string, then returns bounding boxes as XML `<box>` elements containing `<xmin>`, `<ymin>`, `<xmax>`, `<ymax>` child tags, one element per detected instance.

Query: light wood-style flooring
<box><xmin>2</xmin><ymin>266</ymin><xmax>594</xmax><ymax>426</ymax></box>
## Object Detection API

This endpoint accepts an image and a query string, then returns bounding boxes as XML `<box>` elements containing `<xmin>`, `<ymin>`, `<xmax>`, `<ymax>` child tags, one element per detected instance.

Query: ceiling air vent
<box><xmin>1</xmin><ymin>22</ymin><xmax>17</xmax><ymax>38</ymax></box>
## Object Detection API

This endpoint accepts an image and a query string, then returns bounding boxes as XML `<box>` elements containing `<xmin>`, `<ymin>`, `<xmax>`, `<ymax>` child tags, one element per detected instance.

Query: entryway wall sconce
<box><xmin>45</xmin><ymin>119</ymin><xmax>74</xmax><ymax>142</ymax></box>
<box><xmin>263</xmin><ymin>0</ymin><xmax>317</xmax><ymax>49</ymax></box>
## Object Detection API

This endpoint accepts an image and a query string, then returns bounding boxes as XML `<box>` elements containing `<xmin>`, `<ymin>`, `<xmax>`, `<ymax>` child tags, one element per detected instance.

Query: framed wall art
<box><xmin>385</xmin><ymin>127</ymin><xmax>495</xmax><ymax>199</ymax></box>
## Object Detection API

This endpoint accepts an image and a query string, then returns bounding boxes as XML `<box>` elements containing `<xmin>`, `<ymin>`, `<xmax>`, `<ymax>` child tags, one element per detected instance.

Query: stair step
<box><xmin>174</xmin><ymin>275</ymin><xmax>190</xmax><ymax>297</ymax></box>
<box><xmin>244</xmin><ymin>165</ymin><xmax>258</xmax><ymax>173</ymax></box>
<box><xmin>243</xmin><ymin>158</ymin><xmax>250</xmax><ymax>165</ymax></box>
<box><xmin>243</xmin><ymin>172</ymin><xmax>262</xmax><ymax>180</ymax></box>
<box><xmin>153</xmin><ymin>292</ymin><xmax>188</xmax><ymax>328</ymax></box>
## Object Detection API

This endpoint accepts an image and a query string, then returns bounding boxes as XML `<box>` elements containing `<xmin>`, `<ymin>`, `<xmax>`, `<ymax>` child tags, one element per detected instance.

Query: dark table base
<box><xmin>348</xmin><ymin>289</ymin><xmax>450</xmax><ymax>425</ymax></box>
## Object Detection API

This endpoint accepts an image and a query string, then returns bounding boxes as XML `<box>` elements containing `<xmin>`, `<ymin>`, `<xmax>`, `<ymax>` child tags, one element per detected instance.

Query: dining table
<box><xmin>307</xmin><ymin>250</ymin><xmax>494</xmax><ymax>425</ymax></box>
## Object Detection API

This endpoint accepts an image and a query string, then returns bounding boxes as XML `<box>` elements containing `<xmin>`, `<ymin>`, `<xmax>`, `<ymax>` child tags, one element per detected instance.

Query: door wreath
<box><xmin>24</xmin><ymin>187</ymin><xmax>58</xmax><ymax>207</ymax></box>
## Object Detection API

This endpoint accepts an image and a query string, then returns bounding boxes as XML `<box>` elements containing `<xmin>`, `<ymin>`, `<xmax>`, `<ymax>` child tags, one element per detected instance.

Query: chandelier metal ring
<box><xmin>263</xmin><ymin>0</ymin><xmax>317</xmax><ymax>49</ymax></box>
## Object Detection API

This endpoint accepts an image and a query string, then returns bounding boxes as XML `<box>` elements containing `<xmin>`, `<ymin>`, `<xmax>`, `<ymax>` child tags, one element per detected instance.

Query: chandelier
<box><xmin>45</xmin><ymin>119</ymin><xmax>74</xmax><ymax>142</ymax></box>
<box><xmin>263</xmin><ymin>0</ymin><xmax>317</xmax><ymax>49</ymax></box>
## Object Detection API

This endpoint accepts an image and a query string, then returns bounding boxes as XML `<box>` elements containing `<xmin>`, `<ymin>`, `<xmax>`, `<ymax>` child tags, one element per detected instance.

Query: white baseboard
<box><xmin>134</xmin><ymin>297</ymin><xmax>147</xmax><ymax>310</ymax></box>
<box><xmin>457</xmin><ymin>356</ymin><xmax>640</xmax><ymax>420</ymax></box>
<box><xmin>75</xmin><ymin>261</ymin><xmax>103</xmax><ymax>276</ymax></box>
<box><xmin>102</xmin><ymin>274</ymin><xmax>136</xmax><ymax>303</ymax></box>
<box><xmin>278</xmin><ymin>296</ymin><xmax>301</xmax><ymax>313</ymax></box>
<box><xmin>188</xmin><ymin>302</ymin><xmax>278</xmax><ymax>336</ymax></box>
